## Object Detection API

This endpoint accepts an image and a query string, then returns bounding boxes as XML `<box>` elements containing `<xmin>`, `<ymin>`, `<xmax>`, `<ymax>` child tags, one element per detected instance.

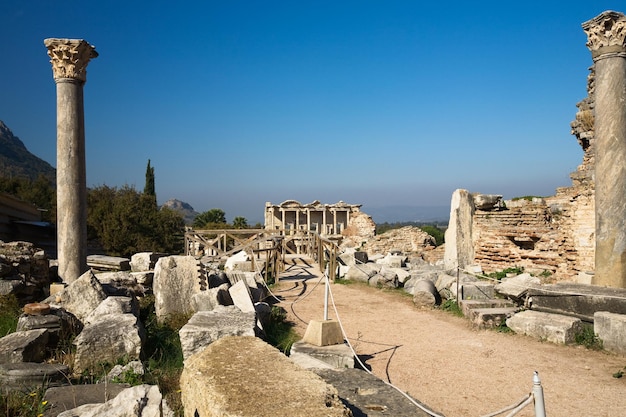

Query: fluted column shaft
<box><xmin>44</xmin><ymin>38</ymin><xmax>97</xmax><ymax>283</ymax></box>
<box><xmin>583</xmin><ymin>11</ymin><xmax>626</xmax><ymax>288</ymax></box>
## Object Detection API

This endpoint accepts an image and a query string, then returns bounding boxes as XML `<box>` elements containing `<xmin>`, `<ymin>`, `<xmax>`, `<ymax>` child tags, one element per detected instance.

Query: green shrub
<box><xmin>487</xmin><ymin>267</ymin><xmax>524</xmax><ymax>281</ymax></box>
<box><xmin>0</xmin><ymin>294</ymin><xmax>21</xmax><ymax>336</ymax></box>
<box><xmin>440</xmin><ymin>299</ymin><xmax>464</xmax><ymax>317</ymax></box>
<box><xmin>264</xmin><ymin>306</ymin><xmax>300</xmax><ymax>355</ymax></box>
<box><xmin>0</xmin><ymin>386</ymin><xmax>49</xmax><ymax>417</ymax></box>
<box><xmin>575</xmin><ymin>324</ymin><xmax>603</xmax><ymax>350</ymax></box>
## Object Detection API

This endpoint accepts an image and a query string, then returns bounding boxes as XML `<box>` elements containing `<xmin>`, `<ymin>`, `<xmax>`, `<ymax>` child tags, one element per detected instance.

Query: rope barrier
<box><xmin>324</xmin><ymin>269</ymin><xmax>447</xmax><ymax>417</ymax></box>
<box><xmin>242</xmin><ymin>245</ymin><xmax>550</xmax><ymax>417</ymax></box>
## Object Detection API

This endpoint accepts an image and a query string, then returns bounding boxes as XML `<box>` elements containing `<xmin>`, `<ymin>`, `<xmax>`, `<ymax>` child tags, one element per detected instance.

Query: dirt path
<box><xmin>273</xmin><ymin>259</ymin><xmax>626</xmax><ymax>417</ymax></box>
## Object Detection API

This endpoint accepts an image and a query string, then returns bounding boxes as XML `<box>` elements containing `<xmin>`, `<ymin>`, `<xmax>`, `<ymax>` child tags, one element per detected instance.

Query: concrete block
<box><xmin>290</xmin><ymin>341</ymin><xmax>354</xmax><ymax>369</ymax></box>
<box><xmin>302</xmin><ymin>320</ymin><xmax>344</xmax><ymax>347</ymax></box>
<box><xmin>594</xmin><ymin>311</ymin><xmax>626</xmax><ymax>355</ymax></box>
<box><xmin>506</xmin><ymin>310</ymin><xmax>584</xmax><ymax>344</ymax></box>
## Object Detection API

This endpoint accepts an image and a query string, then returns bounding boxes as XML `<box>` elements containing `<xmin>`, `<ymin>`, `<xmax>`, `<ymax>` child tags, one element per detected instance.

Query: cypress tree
<box><xmin>144</xmin><ymin>159</ymin><xmax>156</xmax><ymax>198</ymax></box>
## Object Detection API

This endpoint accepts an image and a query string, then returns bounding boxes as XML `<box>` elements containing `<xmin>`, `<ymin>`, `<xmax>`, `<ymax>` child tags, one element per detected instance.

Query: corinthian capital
<box><xmin>582</xmin><ymin>11</ymin><xmax>626</xmax><ymax>60</ymax></box>
<box><xmin>44</xmin><ymin>38</ymin><xmax>98</xmax><ymax>82</ymax></box>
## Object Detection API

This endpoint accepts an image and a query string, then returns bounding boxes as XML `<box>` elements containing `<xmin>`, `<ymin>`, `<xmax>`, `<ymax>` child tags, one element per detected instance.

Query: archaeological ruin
<box><xmin>264</xmin><ymin>200</ymin><xmax>364</xmax><ymax>236</ymax></box>
<box><xmin>445</xmin><ymin>11</ymin><xmax>626</xmax><ymax>290</ymax></box>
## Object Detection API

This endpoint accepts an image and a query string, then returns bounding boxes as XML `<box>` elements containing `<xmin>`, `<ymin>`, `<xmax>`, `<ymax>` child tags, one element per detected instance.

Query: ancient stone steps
<box><xmin>459</xmin><ymin>299</ymin><xmax>519</xmax><ymax>329</ymax></box>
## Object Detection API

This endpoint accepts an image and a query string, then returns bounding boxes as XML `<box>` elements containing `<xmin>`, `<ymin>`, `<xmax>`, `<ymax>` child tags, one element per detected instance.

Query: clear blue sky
<box><xmin>0</xmin><ymin>1</ymin><xmax>616</xmax><ymax>223</ymax></box>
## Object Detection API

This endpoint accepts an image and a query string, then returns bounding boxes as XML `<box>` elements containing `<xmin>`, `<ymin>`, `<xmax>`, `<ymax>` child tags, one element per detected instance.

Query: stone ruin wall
<box><xmin>467</xmin><ymin>65</ymin><xmax>596</xmax><ymax>281</ymax></box>
<box><xmin>471</xmin><ymin>194</ymin><xmax>594</xmax><ymax>280</ymax></box>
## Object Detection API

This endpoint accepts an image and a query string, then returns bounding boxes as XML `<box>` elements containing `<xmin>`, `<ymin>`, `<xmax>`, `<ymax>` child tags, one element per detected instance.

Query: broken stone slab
<box><xmin>228</xmin><ymin>279</ymin><xmax>255</xmax><ymax>313</ymax></box>
<box><xmin>594</xmin><ymin>311</ymin><xmax>626</xmax><ymax>356</ymax></box>
<box><xmin>0</xmin><ymin>362</ymin><xmax>69</xmax><ymax>392</ymax></box>
<box><xmin>83</xmin><ymin>296</ymin><xmax>139</xmax><ymax>326</ymax></box>
<box><xmin>344</xmin><ymin>263</ymin><xmax>377</xmax><ymax>283</ymax></box>
<box><xmin>404</xmin><ymin>271</ymin><xmax>439</xmax><ymax>295</ymax></box>
<box><xmin>130</xmin><ymin>252</ymin><xmax>167</xmax><ymax>272</ymax></box>
<box><xmin>313</xmin><ymin>368</ymin><xmax>438</xmax><ymax>417</ymax></box>
<box><xmin>473</xmin><ymin>193</ymin><xmax>503</xmax><ymax>210</ymax></box>
<box><xmin>73</xmin><ymin>313</ymin><xmax>145</xmax><ymax>374</ymax></box>
<box><xmin>389</xmin><ymin>267</ymin><xmax>411</xmax><ymax>284</ymax></box>
<box><xmin>460</xmin><ymin>281</ymin><xmax>495</xmax><ymax>300</ymax></box>
<box><xmin>434</xmin><ymin>272</ymin><xmax>457</xmax><ymax>293</ymax></box>
<box><xmin>506</xmin><ymin>310</ymin><xmax>584</xmax><ymax>344</ymax></box>
<box><xmin>16</xmin><ymin>313</ymin><xmax>61</xmax><ymax>349</ymax></box>
<box><xmin>337</xmin><ymin>251</ymin><xmax>355</xmax><ymax>266</ymax></box>
<box><xmin>469</xmin><ymin>307</ymin><xmax>519</xmax><ymax>329</ymax></box>
<box><xmin>45</xmin><ymin>269</ymin><xmax>107</xmax><ymax>323</ymax></box>
<box><xmin>370</xmin><ymin>266</ymin><xmax>398</xmax><ymax>288</ymax></box>
<box><xmin>495</xmin><ymin>273</ymin><xmax>541</xmax><ymax>301</ymax></box>
<box><xmin>0</xmin><ymin>329</ymin><xmax>49</xmax><ymax>363</ymax></box>
<box><xmin>130</xmin><ymin>271</ymin><xmax>153</xmax><ymax>286</ymax></box>
<box><xmin>459</xmin><ymin>299</ymin><xmax>517</xmax><ymax>318</ymax></box>
<box><xmin>94</xmin><ymin>271</ymin><xmax>141</xmax><ymax>296</ymax></box>
<box><xmin>104</xmin><ymin>360</ymin><xmax>145</xmax><ymax>383</ymax></box>
<box><xmin>86</xmin><ymin>255</ymin><xmax>130</xmax><ymax>271</ymax></box>
<box><xmin>290</xmin><ymin>341</ymin><xmax>354</xmax><ymax>369</ymax></box>
<box><xmin>191</xmin><ymin>283</ymin><xmax>232</xmax><ymax>312</ymax></box>
<box><xmin>180</xmin><ymin>336</ymin><xmax>350</xmax><ymax>417</ymax></box>
<box><xmin>54</xmin><ymin>384</ymin><xmax>165</xmax><ymax>417</ymax></box>
<box><xmin>0</xmin><ymin>279</ymin><xmax>24</xmax><ymax>296</ymax></box>
<box><xmin>153</xmin><ymin>255</ymin><xmax>202</xmax><ymax>323</ymax></box>
<box><xmin>224</xmin><ymin>250</ymin><xmax>249</xmax><ymax>271</ymax></box>
<box><xmin>43</xmin><ymin>383</ymin><xmax>131</xmax><ymax>416</ymax></box>
<box><xmin>178</xmin><ymin>305</ymin><xmax>256</xmax><ymax>361</ymax></box>
<box><xmin>527</xmin><ymin>282</ymin><xmax>626</xmax><ymax>322</ymax></box>
<box><xmin>376</xmin><ymin>254</ymin><xmax>406</xmax><ymax>268</ymax></box>
<box><xmin>224</xmin><ymin>271</ymin><xmax>264</xmax><ymax>301</ymax></box>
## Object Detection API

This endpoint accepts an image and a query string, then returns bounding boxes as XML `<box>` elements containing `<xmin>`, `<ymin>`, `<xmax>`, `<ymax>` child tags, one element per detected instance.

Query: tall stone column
<box><xmin>583</xmin><ymin>11</ymin><xmax>626</xmax><ymax>288</ymax></box>
<box><xmin>44</xmin><ymin>38</ymin><xmax>98</xmax><ymax>283</ymax></box>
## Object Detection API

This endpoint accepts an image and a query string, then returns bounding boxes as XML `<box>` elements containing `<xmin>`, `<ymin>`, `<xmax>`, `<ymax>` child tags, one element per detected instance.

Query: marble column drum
<box><xmin>583</xmin><ymin>11</ymin><xmax>626</xmax><ymax>288</ymax></box>
<box><xmin>44</xmin><ymin>38</ymin><xmax>98</xmax><ymax>283</ymax></box>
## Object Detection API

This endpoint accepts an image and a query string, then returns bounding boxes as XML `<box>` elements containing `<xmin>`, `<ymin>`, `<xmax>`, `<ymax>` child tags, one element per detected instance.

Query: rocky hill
<box><xmin>0</xmin><ymin>120</ymin><xmax>55</xmax><ymax>182</ymax></box>
<box><xmin>161</xmin><ymin>199</ymin><xmax>199</xmax><ymax>225</ymax></box>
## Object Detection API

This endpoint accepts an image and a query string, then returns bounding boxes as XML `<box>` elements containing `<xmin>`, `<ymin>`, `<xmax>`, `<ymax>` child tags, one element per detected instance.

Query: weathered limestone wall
<box><xmin>471</xmin><ymin>194</ymin><xmax>594</xmax><ymax>280</ymax></box>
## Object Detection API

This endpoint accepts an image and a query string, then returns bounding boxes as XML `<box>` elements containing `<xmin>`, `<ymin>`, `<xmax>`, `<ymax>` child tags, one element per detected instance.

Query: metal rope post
<box><xmin>533</xmin><ymin>371</ymin><xmax>546</xmax><ymax>417</ymax></box>
<box><xmin>324</xmin><ymin>264</ymin><xmax>329</xmax><ymax>321</ymax></box>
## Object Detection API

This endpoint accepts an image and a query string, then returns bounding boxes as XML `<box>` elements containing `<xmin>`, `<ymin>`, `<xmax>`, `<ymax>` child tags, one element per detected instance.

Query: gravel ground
<box><xmin>273</xmin><ymin>260</ymin><xmax>626</xmax><ymax>417</ymax></box>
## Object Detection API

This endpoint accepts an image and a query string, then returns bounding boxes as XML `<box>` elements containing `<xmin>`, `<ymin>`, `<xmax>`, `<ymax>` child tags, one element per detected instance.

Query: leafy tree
<box><xmin>193</xmin><ymin>208</ymin><xmax>227</xmax><ymax>229</ymax></box>
<box><xmin>144</xmin><ymin>159</ymin><xmax>155</xmax><ymax>199</ymax></box>
<box><xmin>0</xmin><ymin>174</ymin><xmax>55</xmax><ymax>222</ymax></box>
<box><xmin>87</xmin><ymin>184</ymin><xmax>184</xmax><ymax>256</ymax></box>
<box><xmin>232</xmin><ymin>216</ymin><xmax>248</xmax><ymax>229</ymax></box>
<box><xmin>419</xmin><ymin>225</ymin><xmax>445</xmax><ymax>246</ymax></box>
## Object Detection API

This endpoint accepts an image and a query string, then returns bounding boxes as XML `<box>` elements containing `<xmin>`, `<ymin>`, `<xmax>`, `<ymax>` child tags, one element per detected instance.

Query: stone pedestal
<box><xmin>302</xmin><ymin>319</ymin><xmax>344</xmax><ymax>346</ymax></box>
<box><xmin>583</xmin><ymin>12</ymin><xmax>626</xmax><ymax>288</ymax></box>
<box><xmin>44</xmin><ymin>38</ymin><xmax>97</xmax><ymax>283</ymax></box>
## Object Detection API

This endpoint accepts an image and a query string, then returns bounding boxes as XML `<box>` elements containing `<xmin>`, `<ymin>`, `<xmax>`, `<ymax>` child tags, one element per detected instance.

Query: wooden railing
<box><xmin>184</xmin><ymin>228</ymin><xmax>341</xmax><ymax>281</ymax></box>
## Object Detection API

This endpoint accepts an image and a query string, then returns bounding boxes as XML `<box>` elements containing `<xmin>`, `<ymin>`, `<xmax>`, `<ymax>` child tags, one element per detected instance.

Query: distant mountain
<box><xmin>162</xmin><ymin>198</ymin><xmax>199</xmax><ymax>225</ymax></box>
<box><xmin>0</xmin><ymin>120</ymin><xmax>55</xmax><ymax>182</ymax></box>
